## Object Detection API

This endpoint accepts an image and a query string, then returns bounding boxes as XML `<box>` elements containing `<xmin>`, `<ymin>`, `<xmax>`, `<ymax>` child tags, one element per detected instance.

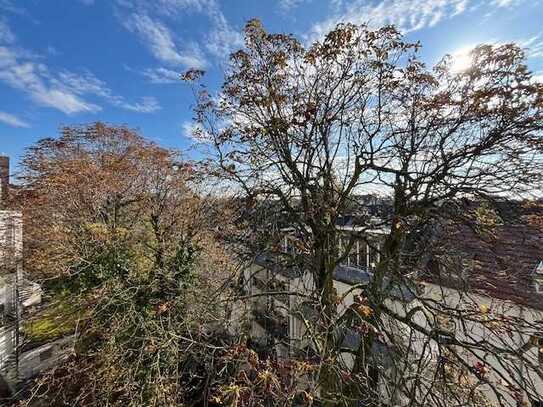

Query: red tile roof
<box><xmin>427</xmin><ymin>201</ymin><xmax>543</xmax><ymax>309</ymax></box>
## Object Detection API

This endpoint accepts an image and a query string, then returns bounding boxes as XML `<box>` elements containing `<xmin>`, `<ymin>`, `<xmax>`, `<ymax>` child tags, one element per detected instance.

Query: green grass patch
<box><xmin>23</xmin><ymin>297</ymin><xmax>82</xmax><ymax>344</ymax></box>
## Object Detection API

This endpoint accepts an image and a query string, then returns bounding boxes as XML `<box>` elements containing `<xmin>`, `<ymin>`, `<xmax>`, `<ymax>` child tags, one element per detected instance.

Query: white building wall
<box><xmin>0</xmin><ymin>211</ymin><xmax>23</xmax><ymax>270</ymax></box>
<box><xmin>246</xmin><ymin>253</ymin><xmax>543</xmax><ymax>405</ymax></box>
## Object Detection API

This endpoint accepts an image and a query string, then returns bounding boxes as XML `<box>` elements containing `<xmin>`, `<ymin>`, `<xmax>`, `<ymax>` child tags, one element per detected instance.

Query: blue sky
<box><xmin>1</xmin><ymin>0</ymin><xmax>542</xmax><ymax>171</ymax></box>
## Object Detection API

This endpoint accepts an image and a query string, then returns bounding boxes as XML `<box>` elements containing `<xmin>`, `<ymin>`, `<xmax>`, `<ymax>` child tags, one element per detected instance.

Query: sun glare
<box><xmin>450</xmin><ymin>46</ymin><xmax>475</xmax><ymax>73</ymax></box>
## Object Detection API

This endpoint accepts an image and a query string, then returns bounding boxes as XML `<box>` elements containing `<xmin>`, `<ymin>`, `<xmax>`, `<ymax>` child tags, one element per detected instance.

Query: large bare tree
<box><xmin>186</xmin><ymin>20</ymin><xmax>543</xmax><ymax>406</ymax></box>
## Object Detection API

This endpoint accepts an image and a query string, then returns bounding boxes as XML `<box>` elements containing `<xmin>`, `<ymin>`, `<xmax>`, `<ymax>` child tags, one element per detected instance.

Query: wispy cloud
<box><xmin>52</xmin><ymin>70</ymin><xmax>113</xmax><ymax>99</ymax></box>
<box><xmin>46</xmin><ymin>45</ymin><xmax>60</xmax><ymax>56</ymax></box>
<box><xmin>491</xmin><ymin>0</ymin><xmax>521</xmax><ymax>6</ymax></box>
<box><xmin>278</xmin><ymin>0</ymin><xmax>310</xmax><ymax>12</ymax></box>
<box><xmin>0</xmin><ymin>0</ymin><xmax>28</xmax><ymax>16</ymax></box>
<box><xmin>148</xmin><ymin>0</ymin><xmax>216</xmax><ymax>17</ymax></box>
<box><xmin>522</xmin><ymin>33</ymin><xmax>543</xmax><ymax>58</ymax></box>
<box><xmin>123</xmin><ymin>12</ymin><xmax>208</xmax><ymax>69</ymax></box>
<box><xmin>205</xmin><ymin>11</ymin><xmax>243</xmax><ymax>60</ymax></box>
<box><xmin>0</xmin><ymin>22</ymin><xmax>160</xmax><ymax>115</ymax></box>
<box><xmin>0</xmin><ymin>46</ymin><xmax>101</xmax><ymax>114</ymax></box>
<box><xmin>118</xmin><ymin>0</ymin><xmax>242</xmax><ymax>70</ymax></box>
<box><xmin>0</xmin><ymin>111</ymin><xmax>29</xmax><ymax>128</ymax></box>
<box><xmin>182</xmin><ymin>120</ymin><xmax>211</xmax><ymax>142</ymax></box>
<box><xmin>307</xmin><ymin>0</ymin><xmax>469</xmax><ymax>41</ymax></box>
<box><xmin>0</xmin><ymin>0</ymin><xmax>38</xmax><ymax>24</ymax></box>
<box><xmin>0</xmin><ymin>19</ymin><xmax>15</xmax><ymax>44</ymax></box>
<box><xmin>182</xmin><ymin>120</ymin><xmax>197</xmax><ymax>139</ymax></box>
<box><xmin>141</xmin><ymin>67</ymin><xmax>181</xmax><ymax>84</ymax></box>
<box><xmin>51</xmin><ymin>70</ymin><xmax>161</xmax><ymax>113</ymax></box>
<box><xmin>117</xmin><ymin>96</ymin><xmax>161</xmax><ymax>113</ymax></box>
<box><xmin>306</xmin><ymin>0</ymin><xmax>538</xmax><ymax>44</ymax></box>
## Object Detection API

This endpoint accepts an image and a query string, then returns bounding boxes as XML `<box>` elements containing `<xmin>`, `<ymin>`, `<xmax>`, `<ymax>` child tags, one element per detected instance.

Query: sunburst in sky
<box><xmin>450</xmin><ymin>46</ymin><xmax>477</xmax><ymax>72</ymax></box>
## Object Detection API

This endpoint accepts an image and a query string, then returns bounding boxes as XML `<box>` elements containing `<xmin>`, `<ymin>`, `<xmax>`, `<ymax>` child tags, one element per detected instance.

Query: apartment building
<box><xmin>243</xmin><ymin>202</ymin><xmax>543</xmax><ymax>405</ymax></box>
<box><xmin>0</xmin><ymin>157</ymin><xmax>42</xmax><ymax>397</ymax></box>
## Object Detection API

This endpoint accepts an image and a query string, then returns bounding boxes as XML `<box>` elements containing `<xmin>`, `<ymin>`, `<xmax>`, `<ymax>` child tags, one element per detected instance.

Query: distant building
<box><xmin>0</xmin><ymin>157</ymin><xmax>42</xmax><ymax>397</ymax></box>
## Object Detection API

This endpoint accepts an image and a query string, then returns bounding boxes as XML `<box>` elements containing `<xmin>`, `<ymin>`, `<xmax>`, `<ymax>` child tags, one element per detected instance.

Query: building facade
<box><xmin>0</xmin><ymin>157</ymin><xmax>42</xmax><ymax>397</ymax></box>
<box><xmin>243</xmin><ymin>211</ymin><xmax>543</xmax><ymax>406</ymax></box>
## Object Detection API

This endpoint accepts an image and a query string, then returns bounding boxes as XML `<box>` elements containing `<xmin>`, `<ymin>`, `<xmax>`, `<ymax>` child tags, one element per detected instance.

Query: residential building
<box><xmin>0</xmin><ymin>157</ymin><xmax>42</xmax><ymax>398</ymax></box>
<box><xmin>243</xmin><ymin>201</ymin><xmax>543</xmax><ymax>405</ymax></box>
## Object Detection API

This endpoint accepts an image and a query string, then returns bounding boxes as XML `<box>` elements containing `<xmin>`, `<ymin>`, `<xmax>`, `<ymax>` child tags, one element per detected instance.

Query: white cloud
<box><xmin>51</xmin><ymin>70</ymin><xmax>162</xmax><ymax>112</ymax></box>
<box><xmin>53</xmin><ymin>70</ymin><xmax>112</xmax><ymax>98</ymax></box>
<box><xmin>522</xmin><ymin>33</ymin><xmax>543</xmax><ymax>58</ymax></box>
<box><xmin>0</xmin><ymin>0</ymin><xmax>26</xmax><ymax>16</ymax></box>
<box><xmin>141</xmin><ymin>67</ymin><xmax>181</xmax><ymax>84</ymax></box>
<box><xmin>182</xmin><ymin>120</ymin><xmax>211</xmax><ymax>142</ymax></box>
<box><xmin>448</xmin><ymin>44</ymin><xmax>479</xmax><ymax>72</ymax></box>
<box><xmin>124</xmin><ymin>13</ymin><xmax>208</xmax><ymax>69</ymax></box>
<box><xmin>153</xmin><ymin>0</ymin><xmax>215</xmax><ymax>16</ymax></box>
<box><xmin>278</xmin><ymin>0</ymin><xmax>310</xmax><ymax>12</ymax></box>
<box><xmin>117</xmin><ymin>96</ymin><xmax>161</xmax><ymax>113</ymax></box>
<box><xmin>182</xmin><ymin>120</ymin><xmax>196</xmax><ymax>139</ymax></box>
<box><xmin>491</xmin><ymin>0</ymin><xmax>520</xmax><ymax>6</ymax></box>
<box><xmin>307</xmin><ymin>0</ymin><xmax>469</xmax><ymax>41</ymax></box>
<box><xmin>0</xmin><ymin>111</ymin><xmax>29</xmax><ymax>128</ymax></box>
<box><xmin>0</xmin><ymin>19</ymin><xmax>15</xmax><ymax>44</ymax></box>
<box><xmin>205</xmin><ymin>12</ymin><xmax>244</xmax><ymax>60</ymax></box>
<box><xmin>0</xmin><ymin>24</ymin><xmax>160</xmax><ymax>115</ymax></box>
<box><xmin>118</xmin><ymin>0</ymin><xmax>241</xmax><ymax>64</ymax></box>
<box><xmin>46</xmin><ymin>45</ymin><xmax>59</xmax><ymax>56</ymax></box>
<box><xmin>306</xmin><ymin>0</ymin><xmax>536</xmax><ymax>43</ymax></box>
<box><xmin>0</xmin><ymin>46</ymin><xmax>101</xmax><ymax>114</ymax></box>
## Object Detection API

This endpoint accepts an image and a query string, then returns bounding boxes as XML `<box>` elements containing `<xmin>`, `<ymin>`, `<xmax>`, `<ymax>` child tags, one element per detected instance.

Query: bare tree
<box><xmin>186</xmin><ymin>20</ymin><xmax>543</xmax><ymax>406</ymax></box>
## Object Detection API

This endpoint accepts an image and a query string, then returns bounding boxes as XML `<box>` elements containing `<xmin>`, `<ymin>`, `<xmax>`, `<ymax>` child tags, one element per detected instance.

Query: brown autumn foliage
<box><xmin>19</xmin><ymin>123</ymin><xmax>206</xmax><ymax>280</ymax></box>
<box><xmin>15</xmin><ymin>123</ymin><xmax>243</xmax><ymax>406</ymax></box>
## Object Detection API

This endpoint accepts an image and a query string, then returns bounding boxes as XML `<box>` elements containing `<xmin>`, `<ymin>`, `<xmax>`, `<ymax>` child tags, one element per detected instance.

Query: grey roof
<box><xmin>334</xmin><ymin>265</ymin><xmax>373</xmax><ymax>285</ymax></box>
<box><xmin>254</xmin><ymin>253</ymin><xmax>417</xmax><ymax>302</ymax></box>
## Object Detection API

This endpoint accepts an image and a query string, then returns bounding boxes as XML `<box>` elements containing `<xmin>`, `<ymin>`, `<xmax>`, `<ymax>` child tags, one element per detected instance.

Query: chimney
<box><xmin>0</xmin><ymin>156</ymin><xmax>9</xmax><ymax>207</ymax></box>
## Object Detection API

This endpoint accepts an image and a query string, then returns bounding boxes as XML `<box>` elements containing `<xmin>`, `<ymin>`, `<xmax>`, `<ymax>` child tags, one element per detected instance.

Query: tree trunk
<box><xmin>314</xmin><ymin>227</ymin><xmax>343</xmax><ymax>406</ymax></box>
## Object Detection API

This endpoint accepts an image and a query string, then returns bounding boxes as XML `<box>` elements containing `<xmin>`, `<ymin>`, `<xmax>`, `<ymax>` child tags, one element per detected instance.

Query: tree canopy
<box><xmin>184</xmin><ymin>20</ymin><xmax>543</xmax><ymax>406</ymax></box>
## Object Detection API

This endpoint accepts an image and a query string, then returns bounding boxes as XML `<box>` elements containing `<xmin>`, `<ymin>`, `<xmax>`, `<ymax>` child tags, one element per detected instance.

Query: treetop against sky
<box><xmin>1</xmin><ymin>0</ymin><xmax>542</xmax><ymax>170</ymax></box>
